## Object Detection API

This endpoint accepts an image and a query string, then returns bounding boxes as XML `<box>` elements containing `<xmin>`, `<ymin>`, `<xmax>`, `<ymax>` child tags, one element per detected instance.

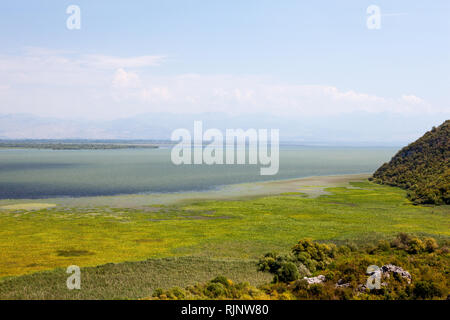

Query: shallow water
<box><xmin>0</xmin><ymin>146</ymin><xmax>397</xmax><ymax>199</ymax></box>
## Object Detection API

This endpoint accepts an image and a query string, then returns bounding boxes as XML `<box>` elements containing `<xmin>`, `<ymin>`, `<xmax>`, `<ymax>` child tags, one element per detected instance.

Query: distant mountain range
<box><xmin>0</xmin><ymin>112</ymin><xmax>448</xmax><ymax>146</ymax></box>
<box><xmin>372</xmin><ymin>120</ymin><xmax>449</xmax><ymax>204</ymax></box>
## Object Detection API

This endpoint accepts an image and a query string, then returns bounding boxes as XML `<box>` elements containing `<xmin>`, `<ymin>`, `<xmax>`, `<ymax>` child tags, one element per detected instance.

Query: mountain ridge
<box><xmin>0</xmin><ymin>112</ymin><xmax>447</xmax><ymax>146</ymax></box>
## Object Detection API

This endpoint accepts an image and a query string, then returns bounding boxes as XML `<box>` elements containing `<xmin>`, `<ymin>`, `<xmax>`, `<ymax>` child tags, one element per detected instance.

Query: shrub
<box><xmin>440</xmin><ymin>246</ymin><xmax>449</xmax><ymax>254</ymax></box>
<box><xmin>391</xmin><ymin>233</ymin><xmax>411</xmax><ymax>250</ymax></box>
<box><xmin>257</xmin><ymin>252</ymin><xmax>278</xmax><ymax>273</ymax></box>
<box><xmin>296</xmin><ymin>263</ymin><xmax>311</xmax><ymax>277</ymax></box>
<box><xmin>292</xmin><ymin>279</ymin><xmax>309</xmax><ymax>291</ymax></box>
<box><xmin>377</xmin><ymin>240</ymin><xmax>391</xmax><ymax>251</ymax></box>
<box><xmin>257</xmin><ymin>252</ymin><xmax>293</xmax><ymax>274</ymax></box>
<box><xmin>276</xmin><ymin>262</ymin><xmax>299</xmax><ymax>283</ymax></box>
<box><xmin>391</xmin><ymin>233</ymin><xmax>429</xmax><ymax>254</ymax></box>
<box><xmin>325</xmin><ymin>271</ymin><xmax>335</xmax><ymax>281</ymax></box>
<box><xmin>170</xmin><ymin>287</ymin><xmax>186</xmax><ymax>299</ymax></box>
<box><xmin>205</xmin><ymin>282</ymin><xmax>226</xmax><ymax>298</ymax></box>
<box><xmin>337</xmin><ymin>245</ymin><xmax>351</xmax><ymax>255</ymax></box>
<box><xmin>152</xmin><ymin>288</ymin><xmax>164</xmax><ymax>297</ymax></box>
<box><xmin>413</xmin><ymin>281</ymin><xmax>444</xmax><ymax>299</ymax></box>
<box><xmin>152</xmin><ymin>236</ymin><xmax>449</xmax><ymax>301</ymax></box>
<box><xmin>308</xmin><ymin>284</ymin><xmax>324</xmax><ymax>296</ymax></box>
<box><xmin>407</xmin><ymin>238</ymin><xmax>425</xmax><ymax>254</ymax></box>
<box><xmin>292</xmin><ymin>239</ymin><xmax>334</xmax><ymax>270</ymax></box>
<box><xmin>211</xmin><ymin>275</ymin><xmax>231</xmax><ymax>288</ymax></box>
<box><xmin>423</xmin><ymin>237</ymin><xmax>438</xmax><ymax>253</ymax></box>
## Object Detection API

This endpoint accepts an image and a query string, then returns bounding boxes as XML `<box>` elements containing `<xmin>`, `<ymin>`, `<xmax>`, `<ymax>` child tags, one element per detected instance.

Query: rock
<box><xmin>335</xmin><ymin>282</ymin><xmax>350</xmax><ymax>288</ymax></box>
<box><xmin>380</xmin><ymin>264</ymin><xmax>412</xmax><ymax>284</ymax></box>
<box><xmin>303</xmin><ymin>275</ymin><xmax>326</xmax><ymax>285</ymax></box>
<box><xmin>335</xmin><ymin>279</ymin><xmax>351</xmax><ymax>288</ymax></box>
<box><xmin>358</xmin><ymin>284</ymin><xmax>367</xmax><ymax>292</ymax></box>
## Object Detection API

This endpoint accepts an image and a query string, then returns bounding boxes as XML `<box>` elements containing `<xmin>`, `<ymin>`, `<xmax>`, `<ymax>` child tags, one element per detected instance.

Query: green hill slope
<box><xmin>371</xmin><ymin>120</ymin><xmax>449</xmax><ymax>205</ymax></box>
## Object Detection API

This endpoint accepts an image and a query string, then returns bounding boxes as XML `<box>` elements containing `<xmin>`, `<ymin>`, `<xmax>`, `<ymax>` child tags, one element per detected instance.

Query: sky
<box><xmin>0</xmin><ymin>1</ymin><xmax>449</xmax><ymax>140</ymax></box>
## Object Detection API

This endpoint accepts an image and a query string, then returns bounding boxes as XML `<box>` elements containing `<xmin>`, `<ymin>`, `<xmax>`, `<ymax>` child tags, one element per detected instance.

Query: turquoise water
<box><xmin>0</xmin><ymin>147</ymin><xmax>397</xmax><ymax>199</ymax></box>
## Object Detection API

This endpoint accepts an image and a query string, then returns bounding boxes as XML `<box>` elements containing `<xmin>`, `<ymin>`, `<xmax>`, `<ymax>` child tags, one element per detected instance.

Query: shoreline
<box><xmin>0</xmin><ymin>173</ymin><xmax>371</xmax><ymax>208</ymax></box>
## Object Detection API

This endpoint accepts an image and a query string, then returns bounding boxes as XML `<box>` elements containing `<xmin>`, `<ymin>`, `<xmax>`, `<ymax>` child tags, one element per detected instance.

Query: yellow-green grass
<box><xmin>0</xmin><ymin>256</ymin><xmax>272</xmax><ymax>300</ymax></box>
<box><xmin>0</xmin><ymin>180</ymin><xmax>449</xmax><ymax>278</ymax></box>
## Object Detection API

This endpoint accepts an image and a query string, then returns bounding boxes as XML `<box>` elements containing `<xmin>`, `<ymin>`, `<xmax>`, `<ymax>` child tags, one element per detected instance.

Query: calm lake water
<box><xmin>0</xmin><ymin>147</ymin><xmax>397</xmax><ymax>199</ymax></box>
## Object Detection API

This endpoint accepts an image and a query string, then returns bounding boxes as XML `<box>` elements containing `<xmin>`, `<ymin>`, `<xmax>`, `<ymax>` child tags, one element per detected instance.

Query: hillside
<box><xmin>371</xmin><ymin>120</ymin><xmax>450</xmax><ymax>205</ymax></box>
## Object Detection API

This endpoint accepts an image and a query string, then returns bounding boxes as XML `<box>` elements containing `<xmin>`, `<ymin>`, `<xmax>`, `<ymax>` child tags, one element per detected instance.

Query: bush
<box><xmin>391</xmin><ymin>233</ymin><xmax>411</xmax><ymax>250</ymax></box>
<box><xmin>276</xmin><ymin>262</ymin><xmax>299</xmax><ymax>283</ymax></box>
<box><xmin>170</xmin><ymin>287</ymin><xmax>186</xmax><ymax>299</ymax></box>
<box><xmin>205</xmin><ymin>282</ymin><xmax>226</xmax><ymax>298</ymax></box>
<box><xmin>407</xmin><ymin>238</ymin><xmax>425</xmax><ymax>254</ymax></box>
<box><xmin>152</xmin><ymin>236</ymin><xmax>449</xmax><ymax>301</ymax></box>
<box><xmin>292</xmin><ymin>239</ymin><xmax>334</xmax><ymax>270</ymax></box>
<box><xmin>413</xmin><ymin>281</ymin><xmax>443</xmax><ymax>299</ymax></box>
<box><xmin>337</xmin><ymin>245</ymin><xmax>351</xmax><ymax>255</ymax></box>
<box><xmin>377</xmin><ymin>240</ymin><xmax>391</xmax><ymax>251</ymax></box>
<box><xmin>152</xmin><ymin>288</ymin><xmax>164</xmax><ymax>297</ymax></box>
<box><xmin>308</xmin><ymin>284</ymin><xmax>324</xmax><ymax>296</ymax></box>
<box><xmin>292</xmin><ymin>279</ymin><xmax>309</xmax><ymax>291</ymax></box>
<box><xmin>423</xmin><ymin>237</ymin><xmax>438</xmax><ymax>253</ymax></box>
<box><xmin>257</xmin><ymin>252</ymin><xmax>292</xmax><ymax>274</ymax></box>
<box><xmin>296</xmin><ymin>262</ymin><xmax>312</xmax><ymax>277</ymax></box>
<box><xmin>325</xmin><ymin>271</ymin><xmax>335</xmax><ymax>281</ymax></box>
<box><xmin>211</xmin><ymin>275</ymin><xmax>231</xmax><ymax>288</ymax></box>
<box><xmin>391</xmin><ymin>233</ymin><xmax>435</xmax><ymax>254</ymax></box>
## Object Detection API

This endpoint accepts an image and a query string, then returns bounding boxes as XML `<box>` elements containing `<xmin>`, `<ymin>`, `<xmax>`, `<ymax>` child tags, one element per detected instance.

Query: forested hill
<box><xmin>371</xmin><ymin>120</ymin><xmax>449</xmax><ymax>205</ymax></box>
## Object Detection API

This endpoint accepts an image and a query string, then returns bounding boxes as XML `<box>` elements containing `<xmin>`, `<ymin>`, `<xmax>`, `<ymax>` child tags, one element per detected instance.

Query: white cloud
<box><xmin>113</xmin><ymin>76</ymin><xmax>436</xmax><ymax>116</ymax></box>
<box><xmin>401</xmin><ymin>94</ymin><xmax>426</xmax><ymax>105</ymax></box>
<box><xmin>112</xmin><ymin>68</ymin><xmax>141</xmax><ymax>88</ymax></box>
<box><xmin>0</xmin><ymin>48</ymin><xmax>446</xmax><ymax>120</ymax></box>
<box><xmin>140</xmin><ymin>86</ymin><xmax>171</xmax><ymax>102</ymax></box>
<box><xmin>81</xmin><ymin>54</ymin><xmax>165</xmax><ymax>69</ymax></box>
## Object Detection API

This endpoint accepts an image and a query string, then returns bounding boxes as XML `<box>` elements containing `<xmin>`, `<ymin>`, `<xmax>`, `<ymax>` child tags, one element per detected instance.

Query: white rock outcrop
<box><xmin>381</xmin><ymin>264</ymin><xmax>412</xmax><ymax>284</ymax></box>
<box><xmin>304</xmin><ymin>275</ymin><xmax>326</xmax><ymax>285</ymax></box>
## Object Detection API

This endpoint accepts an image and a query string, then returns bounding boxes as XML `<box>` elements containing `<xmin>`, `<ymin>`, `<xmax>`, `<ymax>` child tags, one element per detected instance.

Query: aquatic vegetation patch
<box><xmin>56</xmin><ymin>249</ymin><xmax>95</xmax><ymax>257</ymax></box>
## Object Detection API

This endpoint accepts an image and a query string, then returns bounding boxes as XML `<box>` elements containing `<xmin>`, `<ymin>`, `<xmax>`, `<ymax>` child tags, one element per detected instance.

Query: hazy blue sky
<box><xmin>0</xmin><ymin>1</ymin><xmax>448</xmax><ymax>131</ymax></box>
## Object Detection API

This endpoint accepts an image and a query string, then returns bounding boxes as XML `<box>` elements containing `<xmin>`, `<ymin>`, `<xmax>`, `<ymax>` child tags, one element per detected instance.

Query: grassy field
<box><xmin>0</xmin><ymin>256</ymin><xmax>271</xmax><ymax>299</ymax></box>
<box><xmin>0</xmin><ymin>177</ymin><xmax>449</xmax><ymax>299</ymax></box>
<box><xmin>0</xmin><ymin>178</ymin><xmax>448</xmax><ymax>279</ymax></box>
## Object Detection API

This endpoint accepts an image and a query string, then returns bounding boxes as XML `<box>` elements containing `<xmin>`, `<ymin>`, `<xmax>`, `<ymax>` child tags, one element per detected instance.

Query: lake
<box><xmin>0</xmin><ymin>146</ymin><xmax>397</xmax><ymax>199</ymax></box>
